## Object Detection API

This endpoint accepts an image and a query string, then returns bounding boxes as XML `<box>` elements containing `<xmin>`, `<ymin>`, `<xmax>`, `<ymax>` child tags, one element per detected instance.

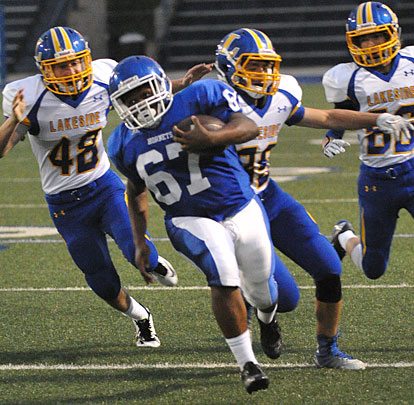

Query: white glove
<box><xmin>376</xmin><ymin>113</ymin><xmax>414</xmax><ymax>142</ymax></box>
<box><xmin>323</xmin><ymin>139</ymin><xmax>350</xmax><ymax>158</ymax></box>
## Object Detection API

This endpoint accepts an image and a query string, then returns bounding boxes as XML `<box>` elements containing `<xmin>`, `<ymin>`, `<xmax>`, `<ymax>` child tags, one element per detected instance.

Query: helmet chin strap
<box><xmin>56</xmin><ymin>79</ymin><xmax>83</xmax><ymax>94</ymax></box>
<box><xmin>137</xmin><ymin>107</ymin><xmax>158</xmax><ymax>128</ymax></box>
<box><xmin>233</xmin><ymin>76</ymin><xmax>266</xmax><ymax>100</ymax></box>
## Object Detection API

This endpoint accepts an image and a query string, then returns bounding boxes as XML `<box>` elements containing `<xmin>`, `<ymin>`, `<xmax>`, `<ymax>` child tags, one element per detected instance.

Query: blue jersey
<box><xmin>108</xmin><ymin>79</ymin><xmax>255</xmax><ymax>221</ymax></box>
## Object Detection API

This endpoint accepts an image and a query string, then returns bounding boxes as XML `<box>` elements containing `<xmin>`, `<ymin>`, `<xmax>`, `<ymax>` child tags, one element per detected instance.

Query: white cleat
<box><xmin>149</xmin><ymin>256</ymin><xmax>178</xmax><ymax>286</ymax></box>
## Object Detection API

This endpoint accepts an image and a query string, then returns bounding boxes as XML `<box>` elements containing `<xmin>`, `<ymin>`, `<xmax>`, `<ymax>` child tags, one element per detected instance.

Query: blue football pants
<box><xmin>260</xmin><ymin>179</ymin><xmax>342</xmax><ymax>312</ymax></box>
<box><xmin>358</xmin><ymin>166</ymin><xmax>414</xmax><ymax>279</ymax></box>
<box><xmin>45</xmin><ymin>169</ymin><xmax>159</xmax><ymax>300</ymax></box>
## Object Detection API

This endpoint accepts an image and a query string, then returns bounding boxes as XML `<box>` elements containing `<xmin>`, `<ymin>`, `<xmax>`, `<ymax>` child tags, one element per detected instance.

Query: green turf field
<box><xmin>0</xmin><ymin>83</ymin><xmax>413</xmax><ymax>404</ymax></box>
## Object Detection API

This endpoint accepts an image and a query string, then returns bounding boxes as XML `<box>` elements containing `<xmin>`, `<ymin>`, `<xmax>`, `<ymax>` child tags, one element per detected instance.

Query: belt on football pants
<box><xmin>45</xmin><ymin>178</ymin><xmax>101</xmax><ymax>204</ymax></box>
<box><xmin>360</xmin><ymin>157</ymin><xmax>414</xmax><ymax>180</ymax></box>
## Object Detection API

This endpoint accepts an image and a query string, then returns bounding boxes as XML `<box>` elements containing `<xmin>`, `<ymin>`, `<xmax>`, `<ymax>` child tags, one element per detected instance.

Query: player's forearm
<box><xmin>301</xmin><ymin>107</ymin><xmax>379</xmax><ymax>130</ymax></box>
<box><xmin>171</xmin><ymin>79</ymin><xmax>185</xmax><ymax>93</ymax></box>
<box><xmin>0</xmin><ymin>116</ymin><xmax>20</xmax><ymax>158</ymax></box>
<box><xmin>126</xmin><ymin>181</ymin><xmax>149</xmax><ymax>249</ymax></box>
<box><xmin>324</xmin><ymin>109</ymin><xmax>379</xmax><ymax>130</ymax></box>
<box><xmin>211</xmin><ymin>114</ymin><xmax>259</xmax><ymax>146</ymax></box>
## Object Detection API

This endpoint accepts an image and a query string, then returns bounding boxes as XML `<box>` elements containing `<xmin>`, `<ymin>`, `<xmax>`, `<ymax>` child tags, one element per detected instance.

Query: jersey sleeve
<box><xmin>277</xmin><ymin>75</ymin><xmax>305</xmax><ymax>126</ymax></box>
<box><xmin>107</xmin><ymin>125</ymin><xmax>127</xmax><ymax>175</ymax></box>
<box><xmin>190</xmin><ymin>79</ymin><xmax>242</xmax><ymax>122</ymax></box>
<box><xmin>107</xmin><ymin>125</ymin><xmax>143</xmax><ymax>185</ymax></box>
<box><xmin>322</xmin><ymin>63</ymin><xmax>357</xmax><ymax>103</ymax></box>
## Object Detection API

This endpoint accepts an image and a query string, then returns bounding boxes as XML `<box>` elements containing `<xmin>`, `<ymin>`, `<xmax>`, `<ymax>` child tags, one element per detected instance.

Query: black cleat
<box><xmin>241</xmin><ymin>362</ymin><xmax>269</xmax><ymax>394</ymax></box>
<box><xmin>330</xmin><ymin>220</ymin><xmax>355</xmax><ymax>260</ymax></box>
<box><xmin>258</xmin><ymin>316</ymin><xmax>282</xmax><ymax>359</ymax></box>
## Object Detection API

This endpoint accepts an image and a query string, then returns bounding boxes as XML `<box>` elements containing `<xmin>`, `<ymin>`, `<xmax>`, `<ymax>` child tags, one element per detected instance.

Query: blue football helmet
<box><xmin>215</xmin><ymin>28</ymin><xmax>282</xmax><ymax>99</ymax></box>
<box><xmin>34</xmin><ymin>26</ymin><xmax>92</xmax><ymax>95</ymax></box>
<box><xmin>109</xmin><ymin>55</ymin><xmax>173</xmax><ymax>130</ymax></box>
<box><xmin>346</xmin><ymin>2</ymin><xmax>401</xmax><ymax>67</ymax></box>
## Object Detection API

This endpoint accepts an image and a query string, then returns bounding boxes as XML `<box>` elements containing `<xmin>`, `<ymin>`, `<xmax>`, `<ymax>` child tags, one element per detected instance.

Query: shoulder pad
<box><xmin>279</xmin><ymin>74</ymin><xmax>302</xmax><ymax>102</ymax></box>
<box><xmin>92</xmin><ymin>59</ymin><xmax>118</xmax><ymax>84</ymax></box>
<box><xmin>322</xmin><ymin>63</ymin><xmax>358</xmax><ymax>103</ymax></box>
<box><xmin>2</xmin><ymin>75</ymin><xmax>43</xmax><ymax>118</ymax></box>
<box><xmin>400</xmin><ymin>46</ymin><xmax>414</xmax><ymax>58</ymax></box>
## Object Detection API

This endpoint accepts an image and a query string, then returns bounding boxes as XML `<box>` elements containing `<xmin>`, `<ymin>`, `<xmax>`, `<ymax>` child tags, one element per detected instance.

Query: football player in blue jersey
<box><xmin>322</xmin><ymin>3</ymin><xmax>414</xmax><ymax>280</ymax></box>
<box><xmin>107</xmin><ymin>55</ymin><xmax>287</xmax><ymax>393</ymax></box>
<box><xmin>0</xmin><ymin>27</ymin><xmax>212</xmax><ymax>348</ymax></box>
<box><xmin>174</xmin><ymin>28</ymin><xmax>412</xmax><ymax>369</ymax></box>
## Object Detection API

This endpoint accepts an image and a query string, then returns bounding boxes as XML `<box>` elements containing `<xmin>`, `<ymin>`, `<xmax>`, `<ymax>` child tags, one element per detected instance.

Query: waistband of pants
<box><xmin>45</xmin><ymin>177</ymin><xmax>103</xmax><ymax>205</ymax></box>
<box><xmin>360</xmin><ymin>157</ymin><xmax>414</xmax><ymax>180</ymax></box>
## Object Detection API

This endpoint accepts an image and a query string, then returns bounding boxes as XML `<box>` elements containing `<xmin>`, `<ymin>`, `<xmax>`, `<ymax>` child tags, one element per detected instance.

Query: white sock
<box><xmin>226</xmin><ymin>330</ymin><xmax>257</xmax><ymax>370</ymax></box>
<box><xmin>338</xmin><ymin>230</ymin><xmax>356</xmax><ymax>250</ymax></box>
<box><xmin>350</xmin><ymin>243</ymin><xmax>363</xmax><ymax>270</ymax></box>
<box><xmin>257</xmin><ymin>303</ymin><xmax>278</xmax><ymax>324</ymax></box>
<box><xmin>124</xmin><ymin>297</ymin><xmax>149</xmax><ymax>320</ymax></box>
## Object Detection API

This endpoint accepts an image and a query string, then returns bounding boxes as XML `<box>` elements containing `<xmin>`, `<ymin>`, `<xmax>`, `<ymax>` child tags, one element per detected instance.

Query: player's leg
<box><xmin>264</xmin><ymin>180</ymin><xmax>365</xmax><ymax>369</ymax></box>
<box><xmin>45</xmin><ymin>188</ymin><xmax>160</xmax><ymax>347</ymax></box>
<box><xmin>333</xmin><ymin>173</ymin><xmax>399</xmax><ymax>279</ymax></box>
<box><xmin>227</xmin><ymin>197</ymin><xmax>282</xmax><ymax>360</ymax></box>
<box><xmin>100</xmin><ymin>169</ymin><xmax>177</xmax><ymax>286</ymax></box>
<box><xmin>165</xmin><ymin>214</ymin><xmax>270</xmax><ymax>393</ymax></box>
<box><xmin>356</xmin><ymin>174</ymin><xmax>401</xmax><ymax>279</ymax></box>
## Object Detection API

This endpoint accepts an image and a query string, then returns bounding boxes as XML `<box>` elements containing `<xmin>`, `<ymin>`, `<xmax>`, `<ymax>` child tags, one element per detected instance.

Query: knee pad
<box><xmin>315</xmin><ymin>274</ymin><xmax>342</xmax><ymax>303</ymax></box>
<box><xmin>85</xmin><ymin>271</ymin><xmax>121</xmax><ymax>301</ymax></box>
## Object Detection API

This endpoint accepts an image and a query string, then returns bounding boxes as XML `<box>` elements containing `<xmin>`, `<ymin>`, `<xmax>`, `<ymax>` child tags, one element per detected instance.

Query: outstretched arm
<box><xmin>299</xmin><ymin>107</ymin><xmax>413</xmax><ymax>135</ymax></box>
<box><xmin>171</xmin><ymin>63</ymin><xmax>214</xmax><ymax>93</ymax></box>
<box><xmin>126</xmin><ymin>179</ymin><xmax>154</xmax><ymax>285</ymax></box>
<box><xmin>0</xmin><ymin>88</ymin><xmax>26</xmax><ymax>158</ymax></box>
<box><xmin>173</xmin><ymin>112</ymin><xmax>259</xmax><ymax>153</ymax></box>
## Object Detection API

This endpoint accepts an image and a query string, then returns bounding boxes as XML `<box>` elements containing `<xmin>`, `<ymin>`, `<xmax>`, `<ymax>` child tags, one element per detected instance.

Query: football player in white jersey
<box><xmin>174</xmin><ymin>28</ymin><xmax>411</xmax><ymax>369</ymax></box>
<box><xmin>0</xmin><ymin>26</ymin><xmax>212</xmax><ymax>347</ymax></box>
<box><xmin>322</xmin><ymin>3</ymin><xmax>414</xmax><ymax>281</ymax></box>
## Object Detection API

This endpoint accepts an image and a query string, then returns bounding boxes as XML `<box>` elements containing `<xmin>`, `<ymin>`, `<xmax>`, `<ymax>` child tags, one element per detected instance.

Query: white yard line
<box><xmin>0</xmin><ymin>361</ymin><xmax>413</xmax><ymax>371</ymax></box>
<box><xmin>0</xmin><ymin>284</ymin><xmax>413</xmax><ymax>292</ymax></box>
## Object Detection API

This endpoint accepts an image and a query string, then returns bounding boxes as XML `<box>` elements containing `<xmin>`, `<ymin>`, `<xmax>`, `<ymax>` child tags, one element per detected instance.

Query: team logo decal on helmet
<box><xmin>215</xmin><ymin>28</ymin><xmax>282</xmax><ymax>99</ymax></box>
<box><xmin>346</xmin><ymin>2</ymin><xmax>401</xmax><ymax>67</ymax></box>
<box><xmin>34</xmin><ymin>26</ymin><xmax>93</xmax><ymax>95</ymax></box>
<box><xmin>109</xmin><ymin>55</ymin><xmax>173</xmax><ymax>130</ymax></box>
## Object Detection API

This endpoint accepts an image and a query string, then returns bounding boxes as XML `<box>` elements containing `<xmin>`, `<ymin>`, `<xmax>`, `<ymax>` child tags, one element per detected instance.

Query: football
<box><xmin>175</xmin><ymin>115</ymin><xmax>227</xmax><ymax>154</ymax></box>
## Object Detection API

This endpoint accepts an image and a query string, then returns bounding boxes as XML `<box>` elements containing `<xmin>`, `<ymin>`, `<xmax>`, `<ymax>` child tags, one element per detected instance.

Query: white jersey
<box><xmin>235</xmin><ymin>74</ymin><xmax>303</xmax><ymax>193</ymax></box>
<box><xmin>323</xmin><ymin>46</ymin><xmax>414</xmax><ymax>168</ymax></box>
<box><xmin>2</xmin><ymin>59</ymin><xmax>116</xmax><ymax>194</ymax></box>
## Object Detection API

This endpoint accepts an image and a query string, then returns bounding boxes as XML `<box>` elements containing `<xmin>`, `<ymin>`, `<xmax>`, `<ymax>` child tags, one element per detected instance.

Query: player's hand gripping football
<box><xmin>173</xmin><ymin>115</ymin><xmax>223</xmax><ymax>154</ymax></box>
<box><xmin>376</xmin><ymin>113</ymin><xmax>414</xmax><ymax>142</ymax></box>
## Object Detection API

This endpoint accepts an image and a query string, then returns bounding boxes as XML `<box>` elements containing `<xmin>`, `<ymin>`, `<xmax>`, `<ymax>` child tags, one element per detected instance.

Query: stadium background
<box><xmin>1</xmin><ymin>0</ymin><xmax>414</xmax><ymax>84</ymax></box>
